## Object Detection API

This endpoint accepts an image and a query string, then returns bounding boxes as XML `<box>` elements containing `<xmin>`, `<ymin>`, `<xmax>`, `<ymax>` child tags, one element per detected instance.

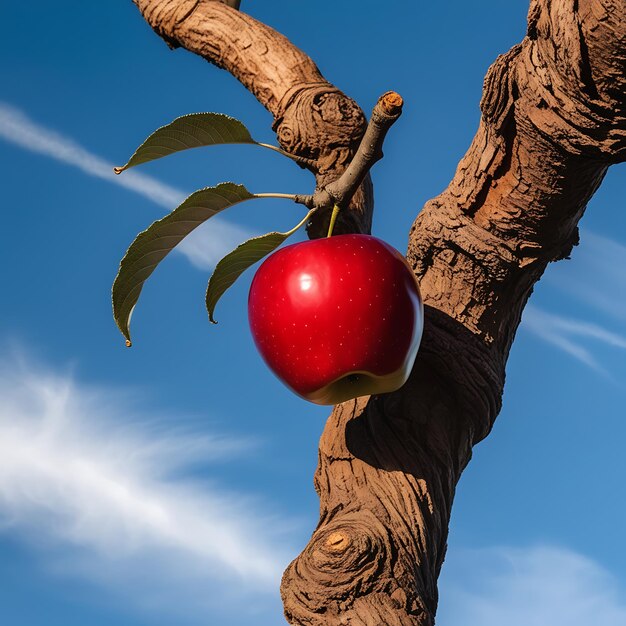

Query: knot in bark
<box><xmin>307</xmin><ymin>517</ymin><xmax>387</xmax><ymax>584</ymax></box>
<box><xmin>324</xmin><ymin>531</ymin><xmax>351</xmax><ymax>553</ymax></box>
<box><xmin>273</xmin><ymin>83</ymin><xmax>366</xmax><ymax>175</ymax></box>
<box><xmin>281</xmin><ymin>512</ymin><xmax>394</xmax><ymax>621</ymax></box>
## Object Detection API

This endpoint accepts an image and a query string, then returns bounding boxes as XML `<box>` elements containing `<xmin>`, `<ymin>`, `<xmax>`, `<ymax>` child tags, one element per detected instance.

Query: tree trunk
<box><xmin>131</xmin><ymin>0</ymin><xmax>626</xmax><ymax>623</ymax></box>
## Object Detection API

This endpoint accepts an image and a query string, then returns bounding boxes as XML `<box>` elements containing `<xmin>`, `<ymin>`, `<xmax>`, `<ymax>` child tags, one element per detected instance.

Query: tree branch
<box><xmin>216</xmin><ymin>0</ymin><xmax>240</xmax><ymax>9</ymax></box>
<box><xmin>129</xmin><ymin>0</ymin><xmax>625</xmax><ymax>624</ymax></box>
<box><xmin>325</xmin><ymin>92</ymin><xmax>403</xmax><ymax>208</ymax></box>
<box><xmin>282</xmin><ymin>1</ymin><xmax>626</xmax><ymax>624</ymax></box>
<box><xmin>132</xmin><ymin>0</ymin><xmax>372</xmax><ymax>236</ymax></box>
<box><xmin>296</xmin><ymin>92</ymin><xmax>404</xmax><ymax>214</ymax></box>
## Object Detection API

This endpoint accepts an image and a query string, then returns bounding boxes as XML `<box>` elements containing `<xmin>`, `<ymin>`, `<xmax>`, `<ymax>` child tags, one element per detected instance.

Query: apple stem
<box><xmin>327</xmin><ymin>204</ymin><xmax>341</xmax><ymax>237</ymax></box>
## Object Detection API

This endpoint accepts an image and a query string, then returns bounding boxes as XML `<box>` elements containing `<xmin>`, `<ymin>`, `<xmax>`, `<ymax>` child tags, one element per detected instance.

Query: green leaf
<box><xmin>113</xmin><ymin>182</ymin><xmax>256</xmax><ymax>344</ymax></box>
<box><xmin>206</xmin><ymin>209</ymin><xmax>315</xmax><ymax>324</ymax></box>
<box><xmin>114</xmin><ymin>113</ymin><xmax>256</xmax><ymax>174</ymax></box>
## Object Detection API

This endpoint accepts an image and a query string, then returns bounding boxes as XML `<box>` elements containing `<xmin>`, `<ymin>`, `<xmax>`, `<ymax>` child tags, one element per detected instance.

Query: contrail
<box><xmin>0</xmin><ymin>101</ymin><xmax>253</xmax><ymax>268</ymax></box>
<box><xmin>0</xmin><ymin>101</ymin><xmax>185</xmax><ymax>208</ymax></box>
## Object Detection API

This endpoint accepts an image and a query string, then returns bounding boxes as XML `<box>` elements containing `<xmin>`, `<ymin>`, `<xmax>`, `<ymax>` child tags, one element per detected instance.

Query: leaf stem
<box><xmin>256</xmin><ymin>143</ymin><xmax>317</xmax><ymax>169</ymax></box>
<box><xmin>326</xmin><ymin>204</ymin><xmax>341</xmax><ymax>237</ymax></box>
<box><xmin>286</xmin><ymin>208</ymin><xmax>317</xmax><ymax>236</ymax></box>
<box><xmin>256</xmin><ymin>142</ymin><xmax>289</xmax><ymax>156</ymax></box>
<box><xmin>254</xmin><ymin>192</ymin><xmax>300</xmax><ymax>201</ymax></box>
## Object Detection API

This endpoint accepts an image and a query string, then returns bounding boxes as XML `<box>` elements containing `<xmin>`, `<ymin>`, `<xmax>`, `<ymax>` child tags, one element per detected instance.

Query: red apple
<box><xmin>248</xmin><ymin>234</ymin><xmax>423</xmax><ymax>405</ymax></box>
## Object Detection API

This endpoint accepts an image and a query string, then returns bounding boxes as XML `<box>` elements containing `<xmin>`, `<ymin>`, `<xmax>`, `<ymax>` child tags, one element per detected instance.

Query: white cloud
<box><xmin>546</xmin><ymin>230</ymin><xmax>626</xmax><ymax>321</ymax></box>
<box><xmin>438</xmin><ymin>544</ymin><xmax>626</xmax><ymax>626</ymax></box>
<box><xmin>0</xmin><ymin>101</ymin><xmax>253</xmax><ymax>270</ymax></box>
<box><xmin>0</xmin><ymin>352</ymin><xmax>293</xmax><ymax>617</ymax></box>
<box><xmin>519</xmin><ymin>230</ymin><xmax>626</xmax><ymax>372</ymax></box>
<box><xmin>521</xmin><ymin>305</ymin><xmax>626</xmax><ymax>374</ymax></box>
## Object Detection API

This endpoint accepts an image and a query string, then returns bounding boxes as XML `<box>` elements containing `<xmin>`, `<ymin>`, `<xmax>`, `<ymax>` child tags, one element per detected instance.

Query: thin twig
<box><xmin>325</xmin><ymin>92</ymin><xmax>403</xmax><ymax>207</ymax></box>
<box><xmin>305</xmin><ymin>92</ymin><xmax>403</xmax><ymax>214</ymax></box>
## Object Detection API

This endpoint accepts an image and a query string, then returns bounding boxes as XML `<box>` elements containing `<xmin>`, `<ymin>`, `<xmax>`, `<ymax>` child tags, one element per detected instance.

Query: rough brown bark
<box><xmin>132</xmin><ymin>0</ymin><xmax>371</xmax><ymax>237</ymax></box>
<box><xmin>130</xmin><ymin>0</ymin><xmax>626</xmax><ymax>624</ymax></box>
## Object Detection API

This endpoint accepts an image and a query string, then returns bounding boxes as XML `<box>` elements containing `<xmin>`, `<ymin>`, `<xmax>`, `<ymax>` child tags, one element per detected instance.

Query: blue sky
<box><xmin>0</xmin><ymin>1</ymin><xmax>624</xmax><ymax>624</ymax></box>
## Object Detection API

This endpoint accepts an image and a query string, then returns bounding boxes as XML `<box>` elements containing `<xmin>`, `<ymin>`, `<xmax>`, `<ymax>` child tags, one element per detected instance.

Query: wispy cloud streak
<box><xmin>438</xmin><ymin>545</ymin><xmax>626</xmax><ymax>626</ymax></box>
<box><xmin>0</xmin><ymin>353</ymin><xmax>292</xmax><ymax>607</ymax></box>
<box><xmin>0</xmin><ymin>101</ymin><xmax>253</xmax><ymax>269</ymax></box>
<box><xmin>522</xmin><ymin>305</ymin><xmax>626</xmax><ymax>373</ymax></box>
<box><xmin>547</xmin><ymin>230</ymin><xmax>626</xmax><ymax>321</ymax></box>
<box><xmin>0</xmin><ymin>102</ymin><xmax>184</xmax><ymax>208</ymax></box>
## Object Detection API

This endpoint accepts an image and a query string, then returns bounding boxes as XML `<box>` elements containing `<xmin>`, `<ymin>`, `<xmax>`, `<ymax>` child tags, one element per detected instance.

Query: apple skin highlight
<box><xmin>248</xmin><ymin>234</ymin><xmax>424</xmax><ymax>405</ymax></box>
